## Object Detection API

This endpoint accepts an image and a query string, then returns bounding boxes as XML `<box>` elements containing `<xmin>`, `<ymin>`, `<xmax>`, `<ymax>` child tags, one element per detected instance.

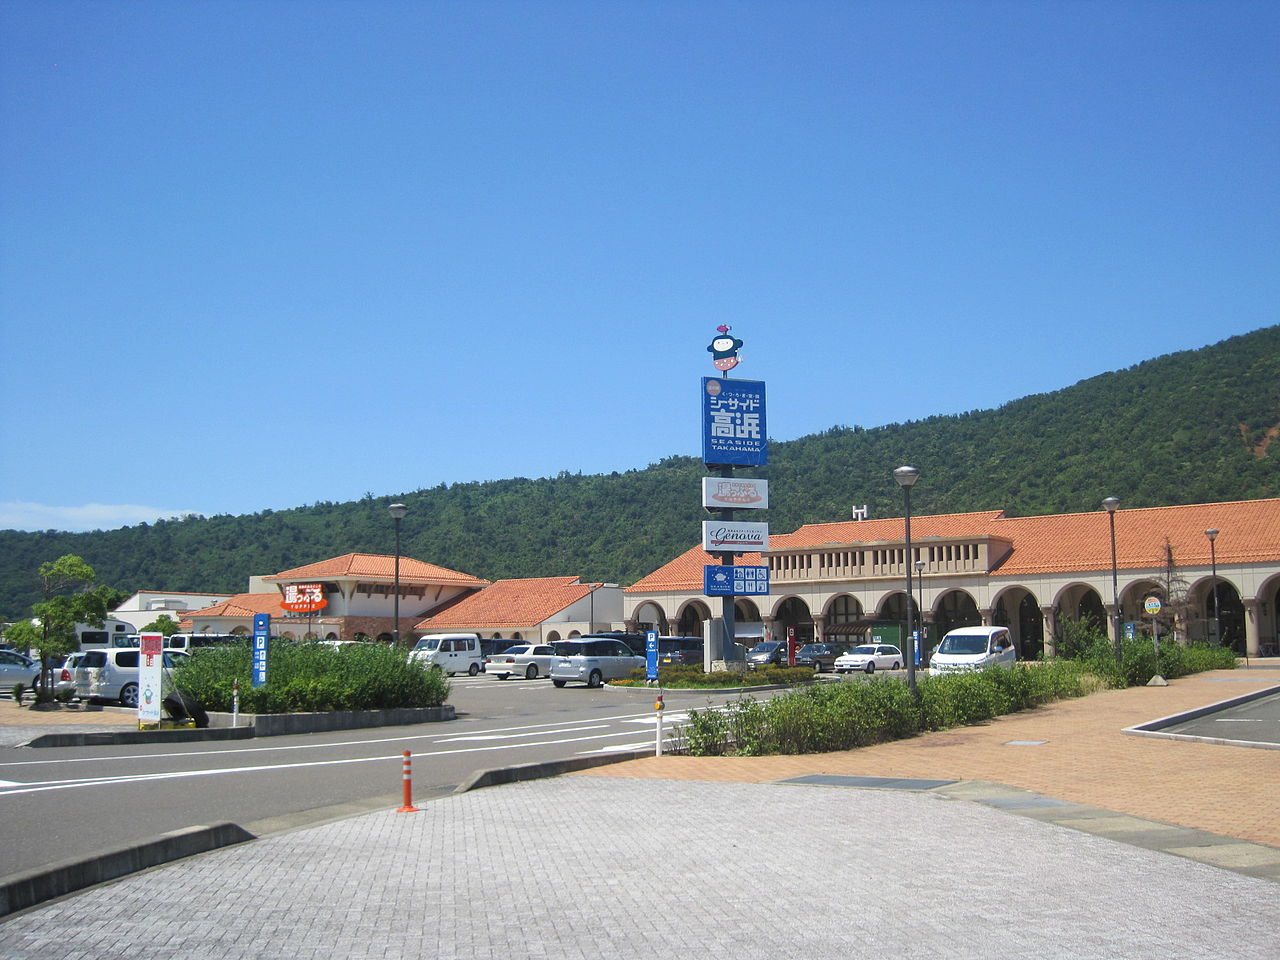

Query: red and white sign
<box><xmin>281</xmin><ymin>583</ymin><xmax>328</xmax><ymax>613</ymax></box>
<box><xmin>138</xmin><ymin>632</ymin><xmax>164</xmax><ymax>725</ymax></box>
<box><xmin>702</xmin><ymin>477</ymin><xmax>768</xmax><ymax>510</ymax></box>
<box><xmin>702</xmin><ymin>520</ymin><xmax>769</xmax><ymax>552</ymax></box>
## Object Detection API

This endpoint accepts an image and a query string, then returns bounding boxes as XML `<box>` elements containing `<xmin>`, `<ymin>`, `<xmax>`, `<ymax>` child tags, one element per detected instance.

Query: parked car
<box><xmin>658</xmin><ymin>636</ymin><xmax>703</xmax><ymax>667</ymax></box>
<box><xmin>930</xmin><ymin>626</ymin><xmax>1016</xmax><ymax>674</ymax></box>
<box><xmin>54</xmin><ymin>651</ymin><xmax>88</xmax><ymax>697</ymax></box>
<box><xmin>550</xmin><ymin>638</ymin><xmax>645</xmax><ymax>688</ymax></box>
<box><xmin>576</xmin><ymin>632</ymin><xmax>650</xmax><ymax>656</ymax></box>
<box><xmin>833</xmin><ymin>644</ymin><xmax>904</xmax><ymax>674</ymax></box>
<box><xmin>485</xmin><ymin>644</ymin><xmax>558</xmax><ymax>680</ymax></box>
<box><xmin>72</xmin><ymin>648</ymin><xmax>190</xmax><ymax>707</ymax></box>
<box><xmin>747</xmin><ymin>640</ymin><xmax>788</xmax><ymax>668</ymax></box>
<box><xmin>793</xmin><ymin>642</ymin><xmax>849</xmax><ymax>673</ymax></box>
<box><xmin>409</xmin><ymin>634</ymin><xmax>484</xmax><ymax>676</ymax></box>
<box><xmin>0</xmin><ymin>649</ymin><xmax>40</xmax><ymax>692</ymax></box>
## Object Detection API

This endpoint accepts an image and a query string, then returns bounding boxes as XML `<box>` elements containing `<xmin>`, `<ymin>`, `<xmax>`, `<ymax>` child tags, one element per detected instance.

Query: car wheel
<box><xmin>588</xmin><ymin>669</ymin><xmax>603</xmax><ymax>688</ymax></box>
<box><xmin>865</xmin><ymin>662</ymin><xmax>875</xmax><ymax>674</ymax></box>
<box><xmin>119</xmin><ymin>682</ymin><xmax>139</xmax><ymax>708</ymax></box>
<box><xmin>525</xmin><ymin>664</ymin><xmax>538</xmax><ymax>680</ymax></box>
<box><xmin>497</xmin><ymin>673</ymin><xmax>509</xmax><ymax>680</ymax></box>
<box><xmin>891</xmin><ymin>661</ymin><xmax>901</xmax><ymax>670</ymax></box>
<box><xmin>552</xmin><ymin>679</ymin><xmax>567</xmax><ymax>688</ymax></box>
<box><xmin>468</xmin><ymin>662</ymin><xmax>480</xmax><ymax>676</ymax></box>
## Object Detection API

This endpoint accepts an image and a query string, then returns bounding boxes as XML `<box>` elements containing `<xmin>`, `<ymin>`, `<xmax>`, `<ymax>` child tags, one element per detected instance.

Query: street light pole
<box><xmin>1205</xmin><ymin>528</ymin><xmax>1220</xmax><ymax>646</ymax></box>
<box><xmin>914</xmin><ymin>558</ymin><xmax>926</xmax><ymax>666</ymax></box>
<box><xmin>388</xmin><ymin>503</ymin><xmax>408</xmax><ymax>646</ymax></box>
<box><xmin>893</xmin><ymin>466</ymin><xmax>921</xmax><ymax>696</ymax></box>
<box><xmin>1103</xmin><ymin>497</ymin><xmax>1121</xmax><ymax>662</ymax></box>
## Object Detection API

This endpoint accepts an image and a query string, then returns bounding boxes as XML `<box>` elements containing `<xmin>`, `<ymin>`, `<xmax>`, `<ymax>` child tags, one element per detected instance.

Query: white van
<box><xmin>410</xmin><ymin>633</ymin><xmax>484</xmax><ymax>676</ymax></box>
<box><xmin>929</xmin><ymin>626</ymin><xmax>1017</xmax><ymax>675</ymax></box>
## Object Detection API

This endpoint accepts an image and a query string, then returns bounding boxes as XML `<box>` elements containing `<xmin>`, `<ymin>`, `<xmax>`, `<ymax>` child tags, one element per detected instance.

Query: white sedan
<box><xmin>833</xmin><ymin>644</ymin><xmax>904</xmax><ymax>674</ymax></box>
<box><xmin>485</xmin><ymin>644</ymin><xmax>559</xmax><ymax>680</ymax></box>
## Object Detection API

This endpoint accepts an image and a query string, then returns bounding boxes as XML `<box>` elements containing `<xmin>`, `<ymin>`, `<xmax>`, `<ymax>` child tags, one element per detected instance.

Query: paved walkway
<box><xmin>1</xmin><ymin>665</ymin><xmax>1278</xmax><ymax>959</ymax></box>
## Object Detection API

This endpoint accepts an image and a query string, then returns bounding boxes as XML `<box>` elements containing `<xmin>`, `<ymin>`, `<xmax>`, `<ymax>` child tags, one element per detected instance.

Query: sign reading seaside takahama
<box><xmin>701</xmin><ymin>377</ymin><xmax>767</xmax><ymax>467</ymax></box>
<box><xmin>702</xmin><ymin>476</ymin><xmax>768</xmax><ymax>510</ymax></box>
<box><xmin>702</xmin><ymin>520</ymin><xmax>769</xmax><ymax>552</ymax></box>
<box><xmin>704</xmin><ymin>564</ymin><xmax>770</xmax><ymax>596</ymax></box>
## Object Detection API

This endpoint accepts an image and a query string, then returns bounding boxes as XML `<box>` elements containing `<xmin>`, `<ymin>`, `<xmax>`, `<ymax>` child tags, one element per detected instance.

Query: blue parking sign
<box><xmin>252</xmin><ymin>613</ymin><xmax>270</xmax><ymax>688</ymax></box>
<box><xmin>646</xmin><ymin>629</ymin><xmax>659</xmax><ymax>681</ymax></box>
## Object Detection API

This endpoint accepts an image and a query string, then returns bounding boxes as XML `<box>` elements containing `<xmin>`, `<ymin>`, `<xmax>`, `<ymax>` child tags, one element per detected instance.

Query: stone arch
<box><xmin>278</xmin><ymin>630</ymin><xmax>297</xmax><ymax>642</ymax></box>
<box><xmin>823</xmin><ymin>593</ymin><xmax>864</xmax><ymax>624</ymax></box>
<box><xmin>1053</xmin><ymin>582</ymin><xmax>1107</xmax><ymax>627</ymax></box>
<box><xmin>992</xmin><ymin>586</ymin><xmax>1044</xmax><ymax>660</ymax></box>
<box><xmin>632</xmin><ymin>601</ymin><xmax>668</xmax><ymax>634</ymax></box>
<box><xmin>676</xmin><ymin>600</ymin><xmax>711</xmax><ymax>637</ymax></box>
<box><xmin>546</xmin><ymin>630</ymin><xmax>562</xmax><ymax>643</ymax></box>
<box><xmin>773</xmin><ymin>596</ymin><xmax>815</xmax><ymax>645</ymax></box>
<box><xmin>935</xmin><ymin>589</ymin><xmax>981</xmax><ymax>636</ymax></box>
<box><xmin>1195</xmin><ymin>576</ymin><xmax>1245</xmax><ymax>652</ymax></box>
<box><xmin>1260</xmin><ymin>574</ymin><xmax>1280</xmax><ymax>656</ymax></box>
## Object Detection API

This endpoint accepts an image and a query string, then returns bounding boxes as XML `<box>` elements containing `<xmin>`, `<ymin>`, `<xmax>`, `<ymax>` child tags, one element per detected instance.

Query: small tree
<box><xmin>140</xmin><ymin>614</ymin><xmax>180</xmax><ymax>637</ymax></box>
<box><xmin>23</xmin><ymin>556</ymin><xmax>116</xmax><ymax>702</ymax></box>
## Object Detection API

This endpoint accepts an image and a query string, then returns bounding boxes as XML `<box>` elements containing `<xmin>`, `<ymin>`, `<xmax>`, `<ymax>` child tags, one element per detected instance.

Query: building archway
<box><xmin>936</xmin><ymin>590</ymin><xmax>980</xmax><ymax>636</ymax></box>
<box><xmin>993</xmin><ymin>588</ymin><xmax>1044</xmax><ymax>660</ymax></box>
<box><xmin>546</xmin><ymin>630</ymin><xmax>562</xmax><ymax>643</ymax></box>
<box><xmin>773</xmin><ymin>597</ymin><xmax>814</xmax><ymax>645</ymax></box>
<box><xmin>676</xmin><ymin>601</ymin><xmax>710</xmax><ymax>637</ymax></box>
<box><xmin>633</xmin><ymin>602</ymin><xmax>668</xmax><ymax>634</ymax></box>
<box><xmin>1204</xmin><ymin>579</ymin><xmax>1246</xmax><ymax>653</ymax></box>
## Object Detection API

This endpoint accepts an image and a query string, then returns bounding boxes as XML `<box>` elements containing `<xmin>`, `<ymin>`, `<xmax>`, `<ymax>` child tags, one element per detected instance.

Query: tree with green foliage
<box><xmin>21</xmin><ymin>555</ymin><xmax>117</xmax><ymax>702</ymax></box>
<box><xmin>140</xmin><ymin>614</ymin><xmax>180</xmax><ymax>636</ymax></box>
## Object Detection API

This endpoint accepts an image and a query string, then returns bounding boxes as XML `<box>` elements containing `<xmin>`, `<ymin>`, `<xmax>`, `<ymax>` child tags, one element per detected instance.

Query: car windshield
<box><xmin>554</xmin><ymin>642</ymin><xmax>585</xmax><ymax>657</ymax></box>
<box><xmin>937</xmin><ymin>634</ymin><xmax>990</xmax><ymax>655</ymax></box>
<box><xmin>413</xmin><ymin>638</ymin><xmax>442</xmax><ymax>652</ymax></box>
<box><xmin>750</xmin><ymin>642</ymin><xmax>782</xmax><ymax>654</ymax></box>
<box><xmin>499</xmin><ymin>646</ymin><xmax>528</xmax><ymax>655</ymax></box>
<box><xmin>851</xmin><ymin>645</ymin><xmax>877</xmax><ymax>655</ymax></box>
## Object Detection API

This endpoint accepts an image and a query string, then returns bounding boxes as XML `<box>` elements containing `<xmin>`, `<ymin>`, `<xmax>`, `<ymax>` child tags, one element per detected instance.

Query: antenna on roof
<box><xmin>852</xmin><ymin>505</ymin><xmax>869</xmax><ymax>521</ymax></box>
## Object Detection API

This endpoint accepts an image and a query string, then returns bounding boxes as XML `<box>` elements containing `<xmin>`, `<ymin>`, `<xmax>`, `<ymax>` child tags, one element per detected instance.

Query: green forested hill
<box><xmin>2</xmin><ymin>326</ymin><xmax>1277</xmax><ymax>619</ymax></box>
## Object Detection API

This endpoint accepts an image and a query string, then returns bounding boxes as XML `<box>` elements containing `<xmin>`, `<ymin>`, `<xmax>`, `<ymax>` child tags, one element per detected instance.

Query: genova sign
<box><xmin>702</xmin><ymin>520</ymin><xmax>769</xmax><ymax>552</ymax></box>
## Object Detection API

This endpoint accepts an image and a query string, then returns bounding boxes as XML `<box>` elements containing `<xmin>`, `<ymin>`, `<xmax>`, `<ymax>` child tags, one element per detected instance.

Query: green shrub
<box><xmin>171</xmin><ymin>642</ymin><xmax>450</xmax><ymax>713</ymax></box>
<box><xmin>683</xmin><ymin>662</ymin><xmax>1095</xmax><ymax>757</ymax></box>
<box><xmin>613</xmin><ymin>664</ymin><xmax>816</xmax><ymax>688</ymax></box>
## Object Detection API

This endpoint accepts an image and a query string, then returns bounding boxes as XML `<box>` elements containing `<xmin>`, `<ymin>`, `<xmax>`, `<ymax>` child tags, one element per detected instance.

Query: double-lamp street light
<box><xmin>388</xmin><ymin>503</ymin><xmax>408</xmax><ymax>646</ymax></box>
<box><xmin>1102</xmin><ymin>497</ymin><xmax>1121</xmax><ymax>662</ymax></box>
<box><xmin>893</xmin><ymin>466</ymin><xmax>920</xmax><ymax>697</ymax></box>
<box><xmin>1205</xmin><ymin>528</ymin><xmax>1220</xmax><ymax>645</ymax></box>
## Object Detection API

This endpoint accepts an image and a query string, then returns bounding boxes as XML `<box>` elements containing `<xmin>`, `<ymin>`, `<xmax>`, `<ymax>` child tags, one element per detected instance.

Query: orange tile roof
<box><xmin>415</xmin><ymin>577</ymin><xmax>597</xmax><ymax>630</ymax></box>
<box><xmin>627</xmin><ymin>499</ymin><xmax>1280</xmax><ymax>592</ymax></box>
<box><xmin>185</xmin><ymin>593</ymin><xmax>292</xmax><ymax>618</ymax></box>
<box><xmin>265</xmin><ymin>553</ymin><xmax>488</xmax><ymax>587</ymax></box>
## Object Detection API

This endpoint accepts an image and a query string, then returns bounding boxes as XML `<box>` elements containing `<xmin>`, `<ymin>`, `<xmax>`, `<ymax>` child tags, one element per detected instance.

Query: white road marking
<box><xmin>0</xmin><ymin>730</ymin><xmax>656</xmax><ymax>797</ymax></box>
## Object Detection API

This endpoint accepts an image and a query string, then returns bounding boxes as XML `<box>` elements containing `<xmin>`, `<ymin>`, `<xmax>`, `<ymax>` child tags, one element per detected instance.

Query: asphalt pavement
<box><xmin>1</xmin><ymin>662</ymin><xmax>1278</xmax><ymax>959</ymax></box>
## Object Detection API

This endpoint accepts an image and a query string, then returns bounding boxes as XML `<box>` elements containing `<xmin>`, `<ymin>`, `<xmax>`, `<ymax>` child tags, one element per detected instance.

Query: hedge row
<box><xmin>171</xmin><ymin>642</ymin><xmax>450</xmax><ymax>713</ymax></box>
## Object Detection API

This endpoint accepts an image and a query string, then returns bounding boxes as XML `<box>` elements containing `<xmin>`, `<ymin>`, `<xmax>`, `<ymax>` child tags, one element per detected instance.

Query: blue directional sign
<box><xmin>701</xmin><ymin>378</ymin><xmax>767</xmax><ymax>467</ymax></box>
<box><xmin>252</xmin><ymin>613</ymin><xmax>270</xmax><ymax>688</ymax></box>
<box><xmin>646</xmin><ymin>629</ymin><xmax>659</xmax><ymax>681</ymax></box>
<box><xmin>704</xmin><ymin>564</ymin><xmax>770</xmax><ymax>597</ymax></box>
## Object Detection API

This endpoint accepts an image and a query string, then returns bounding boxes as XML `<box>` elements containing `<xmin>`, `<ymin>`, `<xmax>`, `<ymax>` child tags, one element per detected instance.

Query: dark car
<box><xmin>793</xmin><ymin>642</ymin><xmax>849</xmax><ymax>673</ymax></box>
<box><xmin>658</xmin><ymin>636</ymin><xmax>703</xmax><ymax>667</ymax></box>
<box><xmin>747</xmin><ymin>640</ymin><xmax>788</xmax><ymax>668</ymax></box>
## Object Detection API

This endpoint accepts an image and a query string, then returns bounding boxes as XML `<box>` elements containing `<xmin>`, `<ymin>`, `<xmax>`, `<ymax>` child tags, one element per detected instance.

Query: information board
<box><xmin>252</xmin><ymin>613</ymin><xmax>270</xmax><ymax>688</ymax></box>
<box><xmin>701</xmin><ymin>378</ymin><xmax>767</xmax><ymax>466</ymax></box>
<box><xmin>704</xmin><ymin>565</ymin><xmax>770</xmax><ymax>596</ymax></box>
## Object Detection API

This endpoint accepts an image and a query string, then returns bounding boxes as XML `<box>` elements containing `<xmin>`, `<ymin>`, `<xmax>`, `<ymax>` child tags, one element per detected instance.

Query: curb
<box><xmin>1123</xmin><ymin>683</ymin><xmax>1280</xmax><ymax>749</ymax></box>
<box><xmin>21</xmin><ymin>705</ymin><xmax>456</xmax><ymax>747</ymax></box>
<box><xmin>455</xmin><ymin>748</ymin><xmax>655</xmax><ymax>792</ymax></box>
<box><xmin>0</xmin><ymin>823</ymin><xmax>255</xmax><ymax>919</ymax></box>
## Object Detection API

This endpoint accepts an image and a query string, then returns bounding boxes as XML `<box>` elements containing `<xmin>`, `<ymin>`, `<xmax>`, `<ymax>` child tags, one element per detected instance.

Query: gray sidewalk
<box><xmin>3</xmin><ymin>776</ymin><xmax>1277</xmax><ymax>960</ymax></box>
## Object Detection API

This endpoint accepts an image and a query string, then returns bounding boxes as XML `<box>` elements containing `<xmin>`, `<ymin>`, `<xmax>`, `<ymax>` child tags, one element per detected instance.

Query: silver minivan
<box><xmin>929</xmin><ymin>626</ymin><xmax>1017</xmax><ymax>675</ymax></box>
<box><xmin>550</xmin><ymin>638</ymin><xmax>645</xmax><ymax>688</ymax></box>
<box><xmin>73</xmin><ymin>649</ymin><xmax>189</xmax><ymax>706</ymax></box>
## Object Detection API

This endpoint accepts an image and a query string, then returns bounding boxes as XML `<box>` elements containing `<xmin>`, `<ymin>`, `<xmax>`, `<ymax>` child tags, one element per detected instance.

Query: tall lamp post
<box><xmin>914</xmin><ymin>558</ymin><xmax>927</xmax><ymax>666</ymax></box>
<box><xmin>1205</xmin><ymin>528</ymin><xmax>1220</xmax><ymax>645</ymax></box>
<box><xmin>388</xmin><ymin>503</ymin><xmax>408</xmax><ymax>646</ymax></box>
<box><xmin>1103</xmin><ymin>497</ymin><xmax>1121</xmax><ymax>662</ymax></box>
<box><xmin>893</xmin><ymin>466</ymin><xmax>921</xmax><ymax>696</ymax></box>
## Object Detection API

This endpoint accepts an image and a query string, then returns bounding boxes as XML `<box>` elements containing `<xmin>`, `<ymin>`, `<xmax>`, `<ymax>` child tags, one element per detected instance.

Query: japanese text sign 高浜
<box><xmin>701</xmin><ymin>378</ymin><xmax>767</xmax><ymax>467</ymax></box>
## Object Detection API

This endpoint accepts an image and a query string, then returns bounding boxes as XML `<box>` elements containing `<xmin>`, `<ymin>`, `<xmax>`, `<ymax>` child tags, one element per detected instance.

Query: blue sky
<box><xmin>2</xmin><ymin>1</ymin><xmax>1276</xmax><ymax>532</ymax></box>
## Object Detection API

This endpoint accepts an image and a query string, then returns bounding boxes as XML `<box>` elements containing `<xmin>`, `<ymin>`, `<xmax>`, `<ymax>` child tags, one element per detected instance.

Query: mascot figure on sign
<box><xmin>707</xmin><ymin>325</ymin><xmax>744</xmax><ymax>372</ymax></box>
